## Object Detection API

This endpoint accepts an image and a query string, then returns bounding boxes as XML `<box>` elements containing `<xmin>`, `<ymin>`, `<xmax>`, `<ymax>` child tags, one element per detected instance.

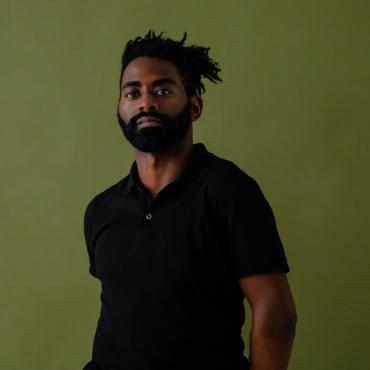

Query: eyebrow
<box><xmin>121</xmin><ymin>78</ymin><xmax>177</xmax><ymax>90</ymax></box>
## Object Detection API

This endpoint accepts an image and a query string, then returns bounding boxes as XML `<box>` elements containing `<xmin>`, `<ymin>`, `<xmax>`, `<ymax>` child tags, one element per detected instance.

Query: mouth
<box><xmin>137</xmin><ymin>117</ymin><xmax>162</xmax><ymax>128</ymax></box>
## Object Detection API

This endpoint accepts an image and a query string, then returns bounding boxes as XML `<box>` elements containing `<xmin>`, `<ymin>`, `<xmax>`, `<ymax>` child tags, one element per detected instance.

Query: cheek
<box><xmin>118</xmin><ymin>101</ymin><xmax>132</xmax><ymax>122</ymax></box>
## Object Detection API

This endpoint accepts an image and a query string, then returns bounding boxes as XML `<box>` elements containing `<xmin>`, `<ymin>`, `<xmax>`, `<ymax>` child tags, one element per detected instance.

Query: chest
<box><xmin>92</xmin><ymin>188</ymin><xmax>232</xmax><ymax>289</ymax></box>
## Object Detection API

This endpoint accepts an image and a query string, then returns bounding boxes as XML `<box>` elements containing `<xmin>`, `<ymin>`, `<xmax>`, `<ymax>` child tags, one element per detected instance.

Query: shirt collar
<box><xmin>124</xmin><ymin>143</ymin><xmax>212</xmax><ymax>196</ymax></box>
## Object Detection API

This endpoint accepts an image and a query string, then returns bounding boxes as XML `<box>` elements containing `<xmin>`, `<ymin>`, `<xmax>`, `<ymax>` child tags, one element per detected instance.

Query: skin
<box><xmin>118</xmin><ymin>56</ymin><xmax>202</xmax><ymax>199</ymax></box>
<box><xmin>240</xmin><ymin>272</ymin><xmax>297</xmax><ymax>370</ymax></box>
<box><xmin>119</xmin><ymin>56</ymin><xmax>297</xmax><ymax>369</ymax></box>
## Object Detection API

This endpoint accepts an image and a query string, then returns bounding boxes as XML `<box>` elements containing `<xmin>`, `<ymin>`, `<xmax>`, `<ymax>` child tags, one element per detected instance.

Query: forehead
<box><xmin>121</xmin><ymin>56</ymin><xmax>183</xmax><ymax>85</ymax></box>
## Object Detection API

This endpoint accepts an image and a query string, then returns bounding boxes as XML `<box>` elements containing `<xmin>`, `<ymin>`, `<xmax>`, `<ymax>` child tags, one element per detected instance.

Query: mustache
<box><xmin>128</xmin><ymin>111</ymin><xmax>171</xmax><ymax>127</ymax></box>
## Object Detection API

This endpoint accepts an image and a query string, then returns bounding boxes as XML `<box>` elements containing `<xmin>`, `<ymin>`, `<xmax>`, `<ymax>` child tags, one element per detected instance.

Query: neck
<box><xmin>133</xmin><ymin>130</ymin><xmax>193</xmax><ymax>199</ymax></box>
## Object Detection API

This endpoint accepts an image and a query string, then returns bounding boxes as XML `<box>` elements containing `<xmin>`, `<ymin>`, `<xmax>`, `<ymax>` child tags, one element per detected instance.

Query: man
<box><xmin>83</xmin><ymin>30</ymin><xmax>297</xmax><ymax>370</ymax></box>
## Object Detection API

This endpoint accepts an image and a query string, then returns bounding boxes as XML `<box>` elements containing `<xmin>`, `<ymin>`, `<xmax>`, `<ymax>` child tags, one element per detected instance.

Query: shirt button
<box><xmin>145</xmin><ymin>213</ymin><xmax>152</xmax><ymax>220</ymax></box>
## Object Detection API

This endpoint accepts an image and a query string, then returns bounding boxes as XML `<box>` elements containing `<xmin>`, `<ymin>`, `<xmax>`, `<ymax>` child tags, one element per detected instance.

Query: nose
<box><xmin>139</xmin><ymin>93</ymin><xmax>158</xmax><ymax>112</ymax></box>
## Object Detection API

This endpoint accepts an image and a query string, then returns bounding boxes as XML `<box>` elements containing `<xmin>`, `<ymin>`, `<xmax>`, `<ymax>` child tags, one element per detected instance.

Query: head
<box><xmin>117</xmin><ymin>30</ymin><xmax>222</xmax><ymax>153</ymax></box>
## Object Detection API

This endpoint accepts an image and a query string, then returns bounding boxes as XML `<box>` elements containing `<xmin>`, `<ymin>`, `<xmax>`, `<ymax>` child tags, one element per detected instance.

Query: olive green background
<box><xmin>1</xmin><ymin>0</ymin><xmax>369</xmax><ymax>369</ymax></box>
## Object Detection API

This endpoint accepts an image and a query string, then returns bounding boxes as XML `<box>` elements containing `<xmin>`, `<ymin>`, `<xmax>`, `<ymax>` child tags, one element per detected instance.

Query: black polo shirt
<box><xmin>82</xmin><ymin>143</ymin><xmax>290</xmax><ymax>370</ymax></box>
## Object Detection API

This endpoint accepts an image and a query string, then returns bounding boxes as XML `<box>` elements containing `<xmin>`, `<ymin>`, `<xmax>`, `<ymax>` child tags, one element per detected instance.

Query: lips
<box><xmin>137</xmin><ymin>116</ymin><xmax>161</xmax><ymax>124</ymax></box>
<box><xmin>137</xmin><ymin>116</ymin><xmax>162</xmax><ymax>128</ymax></box>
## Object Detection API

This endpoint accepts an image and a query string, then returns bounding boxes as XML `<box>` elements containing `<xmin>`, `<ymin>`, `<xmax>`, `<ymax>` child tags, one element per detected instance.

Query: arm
<box><xmin>239</xmin><ymin>272</ymin><xmax>297</xmax><ymax>370</ymax></box>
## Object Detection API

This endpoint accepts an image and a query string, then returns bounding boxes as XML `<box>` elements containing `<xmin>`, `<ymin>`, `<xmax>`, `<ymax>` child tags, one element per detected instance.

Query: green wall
<box><xmin>1</xmin><ymin>1</ymin><xmax>369</xmax><ymax>369</ymax></box>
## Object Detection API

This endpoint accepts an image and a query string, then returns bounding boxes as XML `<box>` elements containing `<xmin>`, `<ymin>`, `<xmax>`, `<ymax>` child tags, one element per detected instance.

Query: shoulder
<box><xmin>84</xmin><ymin>175</ymin><xmax>130</xmax><ymax>217</ymax></box>
<box><xmin>204</xmin><ymin>151</ymin><xmax>261</xmax><ymax>202</ymax></box>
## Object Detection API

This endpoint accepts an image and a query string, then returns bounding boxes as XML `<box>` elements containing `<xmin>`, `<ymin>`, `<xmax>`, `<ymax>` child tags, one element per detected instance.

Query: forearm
<box><xmin>248</xmin><ymin>314</ymin><xmax>297</xmax><ymax>370</ymax></box>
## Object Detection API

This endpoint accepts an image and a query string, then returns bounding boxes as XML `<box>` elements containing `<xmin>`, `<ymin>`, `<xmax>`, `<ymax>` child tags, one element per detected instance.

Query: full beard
<box><xmin>116</xmin><ymin>101</ymin><xmax>192</xmax><ymax>153</ymax></box>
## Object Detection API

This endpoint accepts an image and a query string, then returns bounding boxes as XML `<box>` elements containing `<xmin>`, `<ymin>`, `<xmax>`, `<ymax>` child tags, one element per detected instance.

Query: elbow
<box><xmin>253</xmin><ymin>307</ymin><xmax>297</xmax><ymax>339</ymax></box>
<box><xmin>278</xmin><ymin>299</ymin><xmax>298</xmax><ymax>338</ymax></box>
<box><xmin>280</xmin><ymin>301</ymin><xmax>297</xmax><ymax>336</ymax></box>
<box><xmin>284</xmin><ymin>310</ymin><xmax>297</xmax><ymax>338</ymax></box>
<box><xmin>269</xmin><ymin>312</ymin><xmax>297</xmax><ymax>340</ymax></box>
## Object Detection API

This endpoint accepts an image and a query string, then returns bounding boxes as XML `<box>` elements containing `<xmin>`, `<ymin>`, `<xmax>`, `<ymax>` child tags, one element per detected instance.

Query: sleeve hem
<box><xmin>236</xmin><ymin>261</ymin><xmax>290</xmax><ymax>279</ymax></box>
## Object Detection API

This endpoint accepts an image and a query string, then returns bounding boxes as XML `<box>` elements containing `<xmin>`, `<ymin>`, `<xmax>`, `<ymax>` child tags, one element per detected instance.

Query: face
<box><xmin>117</xmin><ymin>56</ymin><xmax>202</xmax><ymax>153</ymax></box>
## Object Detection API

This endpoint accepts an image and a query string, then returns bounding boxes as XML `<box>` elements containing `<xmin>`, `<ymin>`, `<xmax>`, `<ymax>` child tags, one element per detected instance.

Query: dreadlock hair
<box><xmin>119</xmin><ymin>30</ymin><xmax>222</xmax><ymax>97</ymax></box>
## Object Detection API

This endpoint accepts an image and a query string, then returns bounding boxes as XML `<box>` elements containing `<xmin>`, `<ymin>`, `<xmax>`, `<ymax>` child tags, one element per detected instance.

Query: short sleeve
<box><xmin>83</xmin><ymin>201</ymin><xmax>98</xmax><ymax>278</ymax></box>
<box><xmin>221</xmin><ymin>176</ymin><xmax>290</xmax><ymax>280</ymax></box>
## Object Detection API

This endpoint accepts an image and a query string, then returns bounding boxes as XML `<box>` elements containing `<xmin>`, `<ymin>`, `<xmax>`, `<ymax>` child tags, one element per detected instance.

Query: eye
<box><xmin>125</xmin><ymin>89</ymin><xmax>140</xmax><ymax>99</ymax></box>
<box><xmin>154</xmin><ymin>88</ymin><xmax>172</xmax><ymax>96</ymax></box>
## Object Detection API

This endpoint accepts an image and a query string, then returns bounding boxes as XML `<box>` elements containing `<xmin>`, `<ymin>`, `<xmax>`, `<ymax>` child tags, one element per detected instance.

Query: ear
<box><xmin>190</xmin><ymin>95</ymin><xmax>203</xmax><ymax>122</ymax></box>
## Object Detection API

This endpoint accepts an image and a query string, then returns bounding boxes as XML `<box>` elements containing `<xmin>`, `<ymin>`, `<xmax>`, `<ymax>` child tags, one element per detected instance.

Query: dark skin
<box><xmin>119</xmin><ymin>56</ymin><xmax>297</xmax><ymax>370</ymax></box>
<box><xmin>118</xmin><ymin>56</ymin><xmax>203</xmax><ymax>199</ymax></box>
<box><xmin>241</xmin><ymin>272</ymin><xmax>297</xmax><ymax>370</ymax></box>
